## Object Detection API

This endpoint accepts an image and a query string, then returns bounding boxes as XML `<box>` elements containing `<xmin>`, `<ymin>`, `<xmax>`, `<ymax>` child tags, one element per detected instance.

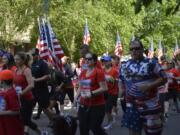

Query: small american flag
<box><xmin>83</xmin><ymin>19</ymin><xmax>91</xmax><ymax>45</ymax></box>
<box><xmin>173</xmin><ymin>38</ymin><xmax>179</xmax><ymax>57</ymax></box>
<box><xmin>114</xmin><ymin>32</ymin><xmax>123</xmax><ymax>57</ymax></box>
<box><xmin>157</xmin><ymin>40</ymin><xmax>163</xmax><ymax>59</ymax></box>
<box><xmin>131</xmin><ymin>33</ymin><xmax>135</xmax><ymax>41</ymax></box>
<box><xmin>36</xmin><ymin>17</ymin><xmax>64</xmax><ymax>70</ymax></box>
<box><xmin>148</xmin><ymin>39</ymin><xmax>154</xmax><ymax>59</ymax></box>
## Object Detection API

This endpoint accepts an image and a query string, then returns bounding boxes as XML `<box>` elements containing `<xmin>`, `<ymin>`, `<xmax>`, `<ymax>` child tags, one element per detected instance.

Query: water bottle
<box><xmin>0</xmin><ymin>96</ymin><xmax>6</xmax><ymax>111</ymax></box>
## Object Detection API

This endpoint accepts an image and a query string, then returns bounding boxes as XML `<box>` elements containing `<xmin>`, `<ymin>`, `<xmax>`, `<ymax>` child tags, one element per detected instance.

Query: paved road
<box><xmin>29</xmin><ymin>104</ymin><xmax>180</xmax><ymax>135</ymax></box>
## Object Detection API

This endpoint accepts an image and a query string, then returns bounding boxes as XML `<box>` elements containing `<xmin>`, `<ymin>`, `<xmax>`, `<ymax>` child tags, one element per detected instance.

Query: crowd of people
<box><xmin>0</xmin><ymin>38</ymin><xmax>180</xmax><ymax>135</ymax></box>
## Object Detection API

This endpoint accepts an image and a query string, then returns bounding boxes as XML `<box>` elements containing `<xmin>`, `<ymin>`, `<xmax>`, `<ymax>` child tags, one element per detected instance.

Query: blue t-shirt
<box><xmin>120</xmin><ymin>57</ymin><xmax>166</xmax><ymax>101</ymax></box>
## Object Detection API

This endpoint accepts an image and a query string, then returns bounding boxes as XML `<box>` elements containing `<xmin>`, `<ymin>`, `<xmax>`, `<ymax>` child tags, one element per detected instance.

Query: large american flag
<box><xmin>173</xmin><ymin>38</ymin><xmax>179</xmax><ymax>57</ymax></box>
<box><xmin>148</xmin><ymin>39</ymin><xmax>154</xmax><ymax>59</ymax></box>
<box><xmin>36</xmin><ymin>17</ymin><xmax>64</xmax><ymax>70</ymax></box>
<box><xmin>157</xmin><ymin>40</ymin><xmax>163</xmax><ymax>59</ymax></box>
<box><xmin>83</xmin><ymin>19</ymin><xmax>91</xmax><ymax>45</ymax></box>
<box><xmin>114</xmin><ymin>32</ymin><xmax>123</xmax><ymax>57</ymax></box>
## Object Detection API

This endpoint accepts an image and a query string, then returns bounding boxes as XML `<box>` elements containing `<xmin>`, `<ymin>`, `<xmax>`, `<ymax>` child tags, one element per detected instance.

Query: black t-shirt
<box><xmin>49</xmin><ymin>69</ymin><xmax>66</xmax><ymax>87</ymax></box>
<box><xmin>31</xmin><ymin>59</ymin><xmax>49</xmax><ymax>88</ymax></box>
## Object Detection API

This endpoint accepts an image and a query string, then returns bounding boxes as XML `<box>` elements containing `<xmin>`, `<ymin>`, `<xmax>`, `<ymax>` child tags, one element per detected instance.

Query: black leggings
<box><xmin>78</xmin><ymin>104</ymin><xmax>108</xmax><ymax>135</ymax></box>
<box><xmin>59</xmin><ymin>88</ymin><xmax>74</xmax><ymax>105</ymax></box>
<box><xmin>20</xmin><ymin>98</ymin><xmax>38</xmax><ymax>131</ymax></box>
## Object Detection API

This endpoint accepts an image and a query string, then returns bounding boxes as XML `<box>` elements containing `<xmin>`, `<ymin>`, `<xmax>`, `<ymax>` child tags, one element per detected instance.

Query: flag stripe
<box><xmin>114</xmin><ymin>32</ymin><xmax>123</xmax><ymax>57</ymax></box>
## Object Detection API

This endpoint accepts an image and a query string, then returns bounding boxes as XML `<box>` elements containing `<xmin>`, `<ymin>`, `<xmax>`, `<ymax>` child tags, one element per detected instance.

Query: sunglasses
<box><xmin>85</xmin><ymin>57</ymin><xmax>93</xmax><ymax>61</ymax></box>
<box><xmin>129</xmin><ymin>47</ymin><xmax>142</xmax><ymax>51</ymax></box>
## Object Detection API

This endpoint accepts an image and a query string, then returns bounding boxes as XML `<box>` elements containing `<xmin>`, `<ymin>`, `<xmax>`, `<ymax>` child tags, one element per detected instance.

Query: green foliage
<box><xmin>0</xmin><ymin>0</ymin><xmax>179</xmax><ymax>60</ymax></box>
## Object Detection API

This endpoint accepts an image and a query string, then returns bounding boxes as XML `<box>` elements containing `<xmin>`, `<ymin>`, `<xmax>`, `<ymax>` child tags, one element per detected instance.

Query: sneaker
<box><xmin>33</xmin><ymin>115</ymin><xmax>40</xmax><ymax>120</ymax></box>
<box><xmin>103</xmin><ymin>123</ymin><xmax>113</xmax><ymax>130</ymax></box>
<box><xmin>41</xmin><ymin>130</ymin><xmax>49</xmax><ymax>135</ymax></box>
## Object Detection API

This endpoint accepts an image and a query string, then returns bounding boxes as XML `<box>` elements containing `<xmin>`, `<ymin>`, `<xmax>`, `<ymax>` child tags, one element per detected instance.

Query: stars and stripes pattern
<box><xmin>36</xmin><ymin>17</ymin><xmax>64</xmax><ymax>70</ymax></box>
<box><xmin>83</xmin><ymin>19</ymin><xmax>91</xmax><ymax>45</ymax></box>
<box><xmin>148</xmin><ymin>39</ymin><xmax>154</xmax><ymax>59</ymax></box>
<box><xmin>114</xmin><ymin>32</ymin><xmax>123</xmax><ymax>57</ymax></box>
<box><xmin>157</xmin><ymin>40</ymin><xmax>163</xmax><ymax>59</ymax></box>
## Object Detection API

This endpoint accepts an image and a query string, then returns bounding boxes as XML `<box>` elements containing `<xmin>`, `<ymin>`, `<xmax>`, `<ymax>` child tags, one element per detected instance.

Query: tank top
<box><xmin>14</xmin><ymin>67</ymin><xmax>33</xmax><ymax>100</ymax></box>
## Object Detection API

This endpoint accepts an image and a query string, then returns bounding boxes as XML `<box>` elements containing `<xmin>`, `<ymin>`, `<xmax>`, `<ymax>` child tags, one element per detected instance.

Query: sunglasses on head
<box><xmin>129</xmin><ymin>47</ymin><xmax>142</xmax><ymax>51</ymax></box>
<box><xmin>85</xmin><ymin>57</ymin><xmax>93</xmax><ymax>61</ymax></box>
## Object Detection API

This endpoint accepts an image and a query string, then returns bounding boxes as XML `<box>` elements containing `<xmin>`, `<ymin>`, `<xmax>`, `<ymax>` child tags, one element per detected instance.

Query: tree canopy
<box><xmin>0</xmin><ymin>0</ymin><xmax>179</xmax><ymax>61</ymax></box>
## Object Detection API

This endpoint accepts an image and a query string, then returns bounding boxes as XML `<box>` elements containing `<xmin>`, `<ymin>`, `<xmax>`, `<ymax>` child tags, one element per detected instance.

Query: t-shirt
<box><xmin>104</xmin><ymin>67</ymin><xmax>119</xmax><ymax>95</ymax></box>
<box><xmin>0</xmin><ymin>88</ymin><xmax>24</xmax><ymax>135</ymax></box>
<box><xmin>167</xmin><ymin>68</ymin><xmax>180</xmax><ymax>90</ymax></box>
<box><xmin>48</xmin><ymin>69</ymin><xmax>66</xmax><ymax>88</ymax></box>
<box><xmin>120</xmin><ymin>57</ymin><xmax>166</xmax><ymax>113</ymax></box>
<box><xmin>31</xmin><ymin>59</ymin><xmax>49</xmax><ymax>89</ymax></box>
<box><xmin>79</xmin><ymin>67</ymin><xmax>105</xmax><ymax>106</ymax></box>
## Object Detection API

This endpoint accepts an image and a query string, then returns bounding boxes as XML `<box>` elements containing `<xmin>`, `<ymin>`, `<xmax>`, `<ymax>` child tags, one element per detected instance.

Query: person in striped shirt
<box><xmin>120</xmin><ymin>39</ymin><xmax>167</xmax><ymax>135</ymax></box>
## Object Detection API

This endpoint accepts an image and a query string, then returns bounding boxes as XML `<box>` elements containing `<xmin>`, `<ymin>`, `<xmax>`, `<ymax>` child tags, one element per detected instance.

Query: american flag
<box><xmin>148</xmin><ymin>39</ymin><xmax>154</xmax><ymax>59</ymax></box>
<box><xmin>131</xmin><ymin>33</ymin><xmax>135</xmax><ymax>41</ymax></box>
<box><xmin>157</xmin><ymin>40</ymin><xmax>163</xmax><ymax>59</ymax></box>
<box><xmin>173</xmin><ymin>38</ymin><xmax>179</xmax><ymax>57</ymax></box>
<box><xmin>36</xmin><ymin>17</ymin><xmax>64</xmax><ymax>70</ymax></box>
<box><xmin>83</xmin><ymin>19</ymin><xmax>91</xmax><ymax>45</ymax></box>
<box><xmin>114</xmin><ymin>32</ymin><xmax>123</xmax><ymax>57</ymax></box>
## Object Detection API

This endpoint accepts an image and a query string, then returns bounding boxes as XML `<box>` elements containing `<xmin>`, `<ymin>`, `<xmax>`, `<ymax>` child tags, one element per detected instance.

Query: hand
<box><xmin>32</xmin><ymin>77</ymin><xmax>37</xmax><ymax>82</ymax></box>
<box><xmin>136</xmin><ymin>83</ymin><xmax>151</xmax><ymax>93</ymax></box>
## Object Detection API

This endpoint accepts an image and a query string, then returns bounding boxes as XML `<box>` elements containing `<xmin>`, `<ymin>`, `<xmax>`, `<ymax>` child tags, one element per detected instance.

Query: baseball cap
<box><xmin>101</xmin><ymin>55</ymin><xmax>112</xmax><ymax>61</ymax></box>
<box><xmin>0</xmin><ymin>70</ymin><xmax>14</xmax><ymax>81</ymax></box>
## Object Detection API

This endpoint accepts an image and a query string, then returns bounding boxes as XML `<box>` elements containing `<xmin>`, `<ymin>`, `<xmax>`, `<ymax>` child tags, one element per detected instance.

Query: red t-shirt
<box><xmin>14</xmin><ymin>67</ymin><xmax>33</xmax><ymax>100</ymax></box>
<box><xmin>104</xmin><ymin>67</ymin><xmax>118</xmax><ymax>95</ymax></box>
<box><xmin>167</xmin><ymin>68</ymin><xmax>180</xmax><ymax>90</ymax></box>
<box><xmin>0</xmin><ymin>88</ymin><xmax>24</xmax><ymax>135</ymax></box>
<box><xmin>79</xmin><ymin>67</ymin><xmax>105</xmax><ymax>106</ymax></box>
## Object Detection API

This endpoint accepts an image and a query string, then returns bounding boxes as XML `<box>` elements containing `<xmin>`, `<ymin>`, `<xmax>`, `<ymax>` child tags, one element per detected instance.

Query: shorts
<box><xmin>122</xmin><ymin>105</ymin><xmax>142</xmax><ymax>132</ymax></box>
<box><xmin>122</xmin><ymin>103</ymin><xmax>163</xmax><ymax>134</ymax></box>
<box><xmin>105</xmin><ymin>94</ymin><xmax>118</xmax><ymax>113</ymax></box>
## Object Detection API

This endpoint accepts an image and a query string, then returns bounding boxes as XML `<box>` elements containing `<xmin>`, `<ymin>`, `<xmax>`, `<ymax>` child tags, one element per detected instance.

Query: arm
<box><xmin>91</xmin><ymin>81</ymin><xmax>108</xmax><ymax>96</ymax></box>
<box><xmin>0</xmin><ymin>110</ymin><xmax>20</xmax><ymax>115</ymax></box>
<box><xmin>34</xmin><ymin>75</ymin><xmax>49</xmax><ymax>82</ymax></box>
<box><xmin>21</xmin><ymin>68</ymin><xmax>34</xmax><ymax>96</ymax></box>
<box><xmin>138</xmin><ymin>77</ymin><xmax>167</xmax><ymax>93</ymax></box>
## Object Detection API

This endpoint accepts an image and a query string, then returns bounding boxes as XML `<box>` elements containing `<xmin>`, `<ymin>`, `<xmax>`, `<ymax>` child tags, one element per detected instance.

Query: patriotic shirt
<box><xmin>120</xmin><ymin>57</ymin><xmax>166</xmax><ymax>113</ymax></box>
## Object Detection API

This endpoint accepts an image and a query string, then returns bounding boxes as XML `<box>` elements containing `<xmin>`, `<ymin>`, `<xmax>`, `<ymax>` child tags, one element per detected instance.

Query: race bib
<box><xmin>0</xmin><ymin>96</ymin><xmax>6</xmax><ymax>111</ymax></box>
<box><xmin>79</xmin><ymin>79</ymin><xmax>91</xmax><ymax>98</ymax></box>
<box><xmin>15</xmin><ymin>86</ymin><xmax>22</xmax><ymax>95</ymax></box>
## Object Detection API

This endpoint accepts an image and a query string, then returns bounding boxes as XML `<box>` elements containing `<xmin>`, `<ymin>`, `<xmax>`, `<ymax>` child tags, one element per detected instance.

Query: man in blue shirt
<box><xmin>120</xmin><ymin>39</ymin><xmax>167</xmax><ymax>135</ymax></box>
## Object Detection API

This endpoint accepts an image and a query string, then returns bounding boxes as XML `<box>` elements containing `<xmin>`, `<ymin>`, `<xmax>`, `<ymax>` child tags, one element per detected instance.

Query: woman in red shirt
<box><xmin>102</xmin><ymin>55</ymin><xmax>119</xmax><ymax>130</ymax></box>
<box><xmin>0</xmin><ymin>70</ymin><xmax>24</xmax><ymax>135</ymax></box>
<box><xmin>77</xmin><ymin>52</ymin><xmax>108</xmax><ymax>135</ymax></box>
<box><xmin>14</xmin><ymin>52</ymin><xmax>41</xmax><ymax>135</ymax></box>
